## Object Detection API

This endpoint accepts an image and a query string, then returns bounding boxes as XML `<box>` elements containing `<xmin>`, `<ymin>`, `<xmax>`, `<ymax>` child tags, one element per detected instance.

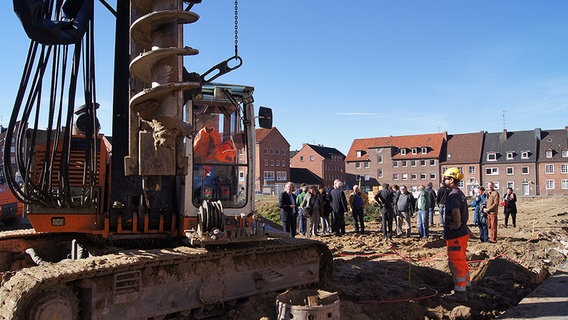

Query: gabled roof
<box><xmin>481</xmin><ymin>129</ymin><xmax>539</xmax><ymax>164</ymax></box>
<box><xmin>303</xmin><ymin>143</ymin><xmax>345</xmax><ymax>159</ymax></box>
<box><xmin>255</xmin><ymin>127</ymin><xmax>289</xmax><ymax>146</ymax></box>
<box><xmin>346</xmin><ymin>132</ymin><xmax>446</xmax><ymax>162</ymax></box>
<box><xmin>444</xmin><ymin>132</ymin><xmax>484</xmax><ymax>164</ymax></box>
<box><xmin>538</xmin><ymin>128</ymin><xmax>568</xmax><ymax>162</ymax></box>
<box><xmin>290</xmin><ymin>168</ymin><xmax>324</xmax><ymax>185</ymax></box>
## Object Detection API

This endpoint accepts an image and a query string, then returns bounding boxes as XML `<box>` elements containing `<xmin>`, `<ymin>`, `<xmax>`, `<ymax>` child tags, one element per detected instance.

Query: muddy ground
<box><xmin>231</xmin><ymin>196</ymin><xmax>568</xmax><ymax>320</ymax></box>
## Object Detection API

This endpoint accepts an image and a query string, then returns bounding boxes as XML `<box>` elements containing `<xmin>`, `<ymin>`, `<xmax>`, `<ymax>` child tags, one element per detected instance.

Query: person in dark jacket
<box><xmin>436</xmin><ymin>183</ymin><xmax>449</xmax><ymax>227</ymax></box>
<box><xmin>426</xmin><ymin>182</ymin><xmax>437</xmax><ymax>226</ymax></box>
<box><xmin>329</xmin><ymin>179</ymin><xmax>348</xmax><ymax>236</ymax></box>
<box><xmin>317</xmin><ymin>186</ymin><xmax>332</xmax><ymax>235</ymax></box>
<box><xmin>375</xmin><ymin>183</ymin><xmax>394</xmax><ymax>240</ymax></box>
<box><xmin>278</xmin><ymin>182</ymin><xmax>297</xmax><ymax>238</ymax></box>
<box><xmin>503</xmin><ymin>187</ymin><xmax>517</xmax><ymax>228</ymax></box>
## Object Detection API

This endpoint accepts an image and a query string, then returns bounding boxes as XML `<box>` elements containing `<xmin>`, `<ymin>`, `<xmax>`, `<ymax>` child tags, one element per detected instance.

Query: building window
<box><xmin>402</xmin><ymin>160</ymin><xmax>407</xmax><ymax>167</ymax></box>
<box><xmin>506</xmin><ymin>167</ymin><xmax>514</xmax><ymax>175</ymax></box>
<box><xmin>239</xmin><ymin>171</ymin><xmax>244</xmax><ymax>181</ymax></box>
<box><xmin>282</xmin><ymin>149</ymin><xmax>286</xmax><ymax>156</ymax></box>
<box><xmin>487</xmin><ymin>153</ymin><xmax>497</xmax><ymax>161</ymax></box>
<box><xmin>412</xmin><ymin>148</ymin><xmax>418</xmax><ymax>155</ymax></box>
<box><xmin>411</xmin><ymin>173</ymin><xmax>417</xmax><ymax>180</ymax></box>
<box><xmin>469</xmin><ymin>166</ymin><xmax>475</xmax><ymax>174</ymax></box>
<box><xmin>506</xmin><ymin>152</ymin><xmax>514</xmax><ymax>160</ymax></box>
<box><xmin>421</xmin><ymin>147</ymin><xmax>428</xmax><ymax>154</ymax></box>
<box><xmin>264</xmin><ymin>171</ymin><xmax>275</xmax><ymax>181</ymax></box>
<box><xmin>400</xmin><ymin>149</ymin><xmax>407</xmax><ymax>155</ymax></box>
<box><xmin>309</xmin><ymin>156</ymin><xmax>314</xmax><ymax>161</ymax></box>
<box><xmin>393</xmin><ymin>173</ymin><xmax>399</xmax><ymax>180</ymax></box>
<box><xmin>485</xmin><ymin>167</ymin><xmax>498</xmax><ymax>175</ymax></box>
<box><xmin>545</xmin><ymin>164</ymin><xmax>554</xmax><ymax>174</ymax></box>
<box><xmin>392</xmin><ymin>161</ymin><xmax>398</xmax><ymax>168</ymax></box>
<box><xmin>430</xmin><ymin>173</ymin><xmax>436</xmax><ymax>180</ymax></box>
<box><xmin>411</xmin><ymin>160</ymin><xmax>416</xmax><ymax>167</ymax></box>
<box><xmin>546</xmin><ymin>179</ymin><xmax>554</xmax><ymax>190</ymax></box>
<box><xmin>276</xmin><ymin>149</ymin><xmax>280</xmax><ymax>155</ymax></box>
<box><xmin>420</xmin><ymin>160</ymin><xmax>426</xmax><ymax>166</ymax></box>
<box><xmin>377</xmin><ymin>154</ymin><xmax>383</xmax><ymax>163</ymax></box>
<box><xmin>546</xmin><ymin>150</ymin><xmax>553</xmax><ymax>158</ymax></box>
<box><xmin>521</xmin><ymin>166</ymin><xmax>529</xmax><ymax>174</ymax></box>
<box><xmin>270</xmin><ymin>160</ymin><xmax>274</xmax><ymax>166</ymax></box>
<box><xmin>270</xmin><ymin>148</ymin><xmax>274</xmax><ymax>155</ymax></box>
<box><xmin>300</xmin><ymin>156</ymin><xmax>304</xmax><ymax>162</ymax></box>
<box><xmin>264</xmin><ymin>148</ymin><xmax>268</xmax><ymax>154</ymax></box>
<box><xmin>377</xmin><ymin>169</ymin><xmax>383</xmax><ymax>178</ymax></box>
<box><xmin>562</xmin><ymin>150</ymin><xmax>568</xmax><ymax>158</ymax></box>
<box><xmin>277</xmin><ymin>171</ymin><xmax>287</xmax><ymax>181</ymax></box>
<box><xmin>356</xmin><ymin>150</ymin><xmax>363</xmax><ymax>157</ymax></box>
<box><xmin>355</xmin><ymin>162</ymin><xmax>361</xmax><ymax>169</ymax></box>
<box><xmin>364</xmin><ymin>162</ymin><xmax>370</xmax><ymax>168</ymax></box>
<box><xmin>507</xmin><ymin>181</ymin><xmax>514</xmax><ymax>189</ymax></box>
<box><xmin>521</xmin><ymin>151</ymin><xmax>529</xmax><ymax>159</ymax></box>
<box><xmin>264</xmin><ymin>159</ymin><xmax>268</xmax><ymax>167</ymax></box>
<box><xmin>402</xmin><ymin>173</ymin><xmax>408</xmax><ymax>180</ymax></box>
<box><xmin>430</xmin><ymin>159</ymin><xmax>436</xmax><ymax>166</ymax></box>
<box><xmin>561</xmin><ymin>164</ymin><xmax>568</xmax><ymax>174</ymax></box>
<box><xmin>420</xmin><ymin>173</ymin><xmax>426</xmax><ymax>180</ymax></box>
<box><xmin>562</xmin><ymin>179</ymin><xmax>568</xmax><ymax>189</ymax></box>
<box><xmin>276</xmin><ymin>160</ymin><xmax>280</xmax><ymax>166</ymax></box>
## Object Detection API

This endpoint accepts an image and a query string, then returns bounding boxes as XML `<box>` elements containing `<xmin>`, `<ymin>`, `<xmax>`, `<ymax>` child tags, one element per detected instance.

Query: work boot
<box><xmin>442</xmin><ymin>290</ymin><xmax>468</xmax><ymax>302</ymax></box>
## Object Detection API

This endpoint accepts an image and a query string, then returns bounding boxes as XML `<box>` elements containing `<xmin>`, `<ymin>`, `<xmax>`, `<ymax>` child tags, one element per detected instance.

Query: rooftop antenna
<box><xmin>502</xmin><ymin>110</ymin><xmax>507</xmax><ymax>130</ymax></box>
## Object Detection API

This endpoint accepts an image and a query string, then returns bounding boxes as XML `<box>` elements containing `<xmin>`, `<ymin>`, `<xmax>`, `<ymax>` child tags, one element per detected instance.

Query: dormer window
<box><xmin>521</xmin><ymin>151</ymin><xmax>529</xmax><ymax>159</ymax></box>
<box><xmin>421</xmin><ymin>147</ymin><xmax>428</xmax><ymax>154</ymax></box>
<box><xmin>506</xmin><ymin>152</ymin><xmax>514</xmax><ymax>160</ymax></box>
<box><xmin>400</xmin><ymin>149</ymin><xmax>407</xmax><ymax>155</ymax></box>
<box><xmin>487</xmin><ymin>152</ymin><xmax>497</xmax><ymax>161</ymax></box>
<box><xmin>563</xmin><ymin>149</ymin><xmax>568</xmax><ymax>158</ymax></box>
<box><xmin>411</xmin><ymin>148</ymin><xmax>418</xmax><ymax>155</ymax></box>
<box><xmin>356</xmin><ymin>150</ymin><xmax>365</xmax><ymax>158</ymax></box>
<box><xmin>545</xmin><ymin>149</ymin><xmax>553</xmax><ymax>158</ymax></box>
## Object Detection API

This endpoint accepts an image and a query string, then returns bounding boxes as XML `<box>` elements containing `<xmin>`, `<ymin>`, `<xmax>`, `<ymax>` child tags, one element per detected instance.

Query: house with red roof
<box><xmin>255</xmin><ymin>127</ymin><xmax>290</xmax><ymax>194</ymax></box>
<box><xmin>536</xmin><ymin>127</ymin><xmax>568</xmax><ymax>195</ymax></box>
<box><xmin>345</xmin><ymin>133</ymin><xmax>447</xmax><ymax>192</ymax></box>
<box><xmin>290</xmin><ymin>143</ymin><xmax>345</xmax><ymax>190</ymax></box>
<box><xmin>441</xmin><ymin>132</ymin><xmax>485</xmax><ymax>195</ymax></box>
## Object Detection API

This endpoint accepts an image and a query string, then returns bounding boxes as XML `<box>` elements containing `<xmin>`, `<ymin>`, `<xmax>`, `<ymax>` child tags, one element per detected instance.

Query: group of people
<box><xmin>374</xmin><ymin>182</ymin><xmax>444</xmax><ymax>240</ymax></box>
<box><xmin>279</xmin><ymin>167</ymin><xmax>519</xmax><ymax>302</ymax></box>
<box><xmin>471</xmin><ymin>182</ymin><xmax>517</xmax><ymax>243</ymax></box>
<box><xmin>278</xmin><ymin>180</ymin><xmax>368</xmax><ymax>238</ymax></box>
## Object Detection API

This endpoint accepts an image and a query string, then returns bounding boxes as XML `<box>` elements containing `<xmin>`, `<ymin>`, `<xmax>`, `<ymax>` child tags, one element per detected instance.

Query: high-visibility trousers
<box><xmin>446</xmin><ymin>233</ymin><xmax>470</xmax><ymax>292</ymax></box>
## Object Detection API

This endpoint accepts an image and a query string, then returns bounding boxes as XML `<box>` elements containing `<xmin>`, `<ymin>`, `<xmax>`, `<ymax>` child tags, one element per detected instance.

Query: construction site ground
<box><xmin>2</xmin><ymin>196</ymin><xmax>567</xmax><ymax>320</ymax></box>
<box><xmin>235</xmin><ymin>195</ymin><xmax>568</xmax><ymax>320</ymax></box>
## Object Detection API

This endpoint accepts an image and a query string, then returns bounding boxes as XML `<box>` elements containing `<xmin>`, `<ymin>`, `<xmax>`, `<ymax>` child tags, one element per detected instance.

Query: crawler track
<box><xmin>0</xmin><ymin>237</ymin><xmax>332</xmax><ymax>319</ymax></box>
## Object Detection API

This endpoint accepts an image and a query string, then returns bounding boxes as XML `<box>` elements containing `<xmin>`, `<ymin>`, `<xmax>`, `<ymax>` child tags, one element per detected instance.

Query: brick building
<box><xmin>537</xmin><ymin>127</ymin><xmax>568</xmax><ymax>195</ymax></box>
<box><xmin>255</xmin><ymin>127</ymin><xmax>289</xmax><ymax>194</ymax></box>
<box><xmin>290</xmin><ymin>143</ymin><xmax>345</xmax><ymax>190</ymax></box>
<box><xmin>346</xmin><ymin>133</ymin><xmax>446</xmax><ymax>193</ymax></box>
<box><xmin>441</xmin><ymin>132</ymin><xmax>485</xmax><ymax>196</ymax></box>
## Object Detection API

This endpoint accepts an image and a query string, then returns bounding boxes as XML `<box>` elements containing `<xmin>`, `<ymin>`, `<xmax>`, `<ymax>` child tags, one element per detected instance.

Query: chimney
<box><xmin>501</xmin><ymin>129</ymin><xmax>507</xmax><ymax>140</ymax></box>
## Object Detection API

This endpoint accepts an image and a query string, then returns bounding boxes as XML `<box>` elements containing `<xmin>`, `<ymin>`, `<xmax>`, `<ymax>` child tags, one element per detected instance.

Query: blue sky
<box><xmin>1</xmin><ymin>1</ymin><xmax>567</xmax><ymax>155</ymax></box>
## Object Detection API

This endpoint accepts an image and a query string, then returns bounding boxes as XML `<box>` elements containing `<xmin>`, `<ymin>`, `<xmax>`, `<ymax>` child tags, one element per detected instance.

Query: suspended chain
<box><xmin>234</xmin><ymin>0</ymin><xmax>239</xmax><ymax>57</ymax></box>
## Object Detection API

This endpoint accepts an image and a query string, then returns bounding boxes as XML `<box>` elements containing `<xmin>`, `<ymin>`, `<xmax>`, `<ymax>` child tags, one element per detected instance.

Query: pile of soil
<box><xmin>234</xmin><ymin>196</ymin><xmax>568</xmax><ymax>320</ymax></box>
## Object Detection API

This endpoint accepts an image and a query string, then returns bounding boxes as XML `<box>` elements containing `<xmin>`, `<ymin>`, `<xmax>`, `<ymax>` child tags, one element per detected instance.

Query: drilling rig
<box><xmin>0</xmin><ymin>1</ymin><xmax>332</xmax><ymax>319</ymax></box>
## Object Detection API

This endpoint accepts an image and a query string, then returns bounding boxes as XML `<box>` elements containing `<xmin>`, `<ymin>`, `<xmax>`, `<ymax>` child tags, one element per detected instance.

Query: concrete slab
<box><xmin>500</xmin><ymin>262</ymin><xmax>568</xmax><ymax>319</ymax></box>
